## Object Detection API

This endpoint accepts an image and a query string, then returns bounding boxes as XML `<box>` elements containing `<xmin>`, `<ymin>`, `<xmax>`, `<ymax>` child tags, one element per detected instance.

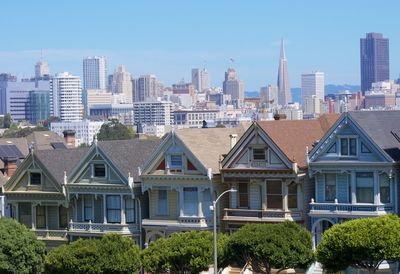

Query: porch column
<box><xmin>91</xmin><ymin>195</ymin><xmax>95</xmax><ymax>221</ymax></box>
<box><xmin>283</xmin><ymin>180</ymin><xmax>289</xmax><ymax>211</ymax></box>
<box><xmin>45</xmin><ymin>206</ymin><xmax>49</xmax><ymax>230</ymax></box>
<box><xmin>81</xmin><ymin>195</ymin><xmax>84</xmax><ymax>221</ymax></box>
<box><xmin>374</xmin><ymin>171</ymin><xmax>380</xmax><ymax>205</ymax></box>
<box><xmin>14</xmin><ymin>203</ymin><xmax>19</xmax><ymax>221</ymax></box>
<box><xmin>31</xmin><ymin>204</ymin><xmax>36</xmax><ymax>230</ymax></box>
<box><xmin>261</xmin><ymin>180</ymin><xmax>267</xmax><ymax>210</ymax></box>
<box><xmin>121</xmin><ymin>195</ymin><xmax>126</xmax><ymax>224</ymax></box>
<box><xmin>179</xmin><ymin>187</ymin><xmax>184</xmax><ymax>217</ymax></box>
<box><xmin>103</xmin><ymin>194</ymin><xmax>107</xmax><ymax>224</ymax></box>
<box><xmin>74</xmin><ymin>197</ymin><xmax>78</xmax><ymax>222</ymax></box>
<box><xmin>198</xmin><ymin>188</ymin><xmax>204</xmax><ymax>217</ymax></box>
<box><xmin>351</xmin><ymin>172</ymin><xmax>357</xmax><ymax>204</ymax></box>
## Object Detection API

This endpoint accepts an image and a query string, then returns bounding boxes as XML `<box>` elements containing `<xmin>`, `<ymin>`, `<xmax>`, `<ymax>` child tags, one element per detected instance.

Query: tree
<box><xmin>222</xmin><ymin>222</ymin><xmax>314</xmax><ymax>274</ymax></box>
<box><xmin>316</xmin><ymin>215</ymin><xmax>400</xmax><ymax>274</ymax></box>
<box><xmin>45</xmin><ymin>234</ymin><xmax>141</xmax><ymax>274</ymax></box>
<box><xmin>1</xmin><ymin>126</ymin><xmax>48</xmax><ymax>138</ymax></box>
<box><xmin>0</xmin><ymin>218</ymin><xmax>46</xmax><ymax>274</ymax></box>
<box><xmin>97</xmin><ymin>119</ymin><xmax>135</xmax><ymax>141</ymax></box>
<box><xmin>141</xmin><ymin>230</ymin><xmax>215</xmax><ymax>274</ymax></box>
<box><xmin>3</xmin><ymin>113</ymin><xmax>12</xmax><ymax>128</ymax></box>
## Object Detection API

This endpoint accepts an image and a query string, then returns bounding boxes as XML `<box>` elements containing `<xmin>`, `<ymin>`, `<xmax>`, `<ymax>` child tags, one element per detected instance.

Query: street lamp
<box><xmin>211</xmin><ymin>188</ymin><xmax>237</xmax><ymax>274</ymax></box>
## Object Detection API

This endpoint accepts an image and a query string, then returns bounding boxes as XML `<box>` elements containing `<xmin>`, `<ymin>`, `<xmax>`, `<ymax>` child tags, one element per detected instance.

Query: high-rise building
<box><xmin>133</xmin><ymin>101</ymin><xmax>173</xmax><ymax>126</ymax></box>
<box><xmin>277</xmin><ymin>39</ymin><xmax>291</xmax><ymax>106</ymax></box>
<box><xmin>172</xmin><ymin>81</ymin><xmax>196</xmax><ymax>107</ymax></box>
<box><xmin>132</xmin><ymin>75</ymin><xmax>162</xmax><ymax>102</ymax></box>
<box><xmin>50</xmin><ymin>72</ymin><xmax>83</xmax><ymax>121</ymax></box>
<box><xmin>360</xmin><ymin>33</ymin><xmax>390</xmax><ymax>94</ymax></box>
<box><xmin>301</xmin><ymin>72</ymin><xmax>324</xmax><ymax>113</ymax></box>
<box><xmin>260</xmin><ymin>85</ymin><xmax>278</xmax><ymax>109</ymax></box>
<box><xmin>222</xmin><ymin>68</ymin><xmax>244</xmax><ymax>107</ymax></box>
<box><xmin>35</xmin><ymin>61</ymin><xmax>49</xmax><ymax>79</ymax></box>
<box><xmin>29</xmin><ymin>90</ymin><xmax>50</xmax><ymax>125</ymax></box>
<box><xmin>112</xmin><ymin>65</ymin><xmax>133</xmax><ymax>103</ymax></box>
<box><xmin>83</xmin><ymin>56</ymin><xmax>107</xmax><ymax>90</ymax></box>
<box><xmin>191</xmin><ymin>68</ymin><xmax>209</xmax><ymax>93</ymax></box>
<box><xmin>0</xmin><ymin>73</ymin><xmax>17</xmax><ymax>115</ymax></box>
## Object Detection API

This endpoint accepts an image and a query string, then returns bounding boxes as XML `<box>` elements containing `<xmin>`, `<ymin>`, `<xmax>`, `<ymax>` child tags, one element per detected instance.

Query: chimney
<box><xmin>4</xmin><ymin>157</ymin><xmax>17</xmax><ymax>178</ymax></box>
<box><xmin>273</xmin><ymin>113</ymin><xmax>287</xmax><ymax>120</ymax></box>
<box><xmin>63</xmin><ymin>130</ymin><xmax>76</xmax><ymax>148</ymax></box>
<box><xmin>229</xmin><ymin>134</ymin><xmax>238</xmax><ymax>149</ymax></box>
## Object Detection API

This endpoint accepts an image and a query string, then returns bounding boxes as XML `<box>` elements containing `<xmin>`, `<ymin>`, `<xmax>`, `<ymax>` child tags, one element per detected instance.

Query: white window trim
<box><xmin>91</xmin><ymin>162</ymin><xmax>107</xmax><ymax>179</ymax></box>
<box><xmin>338</xmin><ymin>136</ymin><xmax>358</xmax><ymax>157</ymax></box>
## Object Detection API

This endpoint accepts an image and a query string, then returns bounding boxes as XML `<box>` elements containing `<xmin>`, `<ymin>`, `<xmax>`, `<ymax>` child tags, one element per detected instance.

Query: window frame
<box><xmin>84</xmin><ymin>195</ymin><xmax>93</xmax><ymax>221</ymax></box>
<box><xmin>106</xmin><ymin>195</ymin><xmax>121</xmax><ymax>223</ymax></box>
<box><xmin>379</xmin><ymin>173</ymin><xmax>391</xmax><ymax>204</ymax></box>
<box><xmin>339</xmin><ymin>137</ymin><xmax>357</xmax><ymax>157</ymax></box>
<box><xmin>36</xmin><ymin>205</ymin><xmax>46</xmax><ymax>229</ymax></box>
<box><xmin>125</xmin><ymin>198</ymin><xmax>136</xmax><ymax>224</ymax></box>
<box><xmin>157</xmin><ymin>189</ymin><xmax>169</xmax><ymax>216</ymax></box>
<box><xmin>29</xmin><ymin>171</ymin><xmax>42</xmax><ymax>185</ymax></box>
<box><xmin>183</xmin><ymin>187</ymin><xmax>198</xmax><ymax>216</ymax></box>
<box><xmin>324</xmin><ymin>173</ymin><xmax>337</xmax><ymax>202</ymax></box>
<box><xmin>288</xmin><ymin>182</ymin><xmax>298</xmax><ymax>209</ymax></box>
<box><xmin>252</xmin><ymin>148</ymin><xmax>267</xmax><ymax>161</ymax></box>
<box><xmin>238</xmin><ymin>182</ymin><xmax>249</xmax><ymax>208</ymax></box>
<box><xmin>356</xmin><ymin>172</ymin><xmax>374</xmax><ymax>204</ymax></box>
<box><xmin>92</xmin><ymin>163</ymin><xmax>106</xmax><ymax>178</ymax></box>
<box><xmin>266</xmin><ymin>180</ymin><xmax>283</xmax><ymax>209</ymax></box>
<box><xmin>169</xmin><ymin>154</ymin><xmax>183</xmax><ymax>170</ymax></box>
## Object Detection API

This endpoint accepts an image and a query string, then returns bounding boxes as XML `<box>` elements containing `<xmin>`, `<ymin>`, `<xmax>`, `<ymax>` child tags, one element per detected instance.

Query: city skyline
<box><xmin>0</xmin><ymin>1</ymin><xmax>399</xmax><ymax>90</ymax></box>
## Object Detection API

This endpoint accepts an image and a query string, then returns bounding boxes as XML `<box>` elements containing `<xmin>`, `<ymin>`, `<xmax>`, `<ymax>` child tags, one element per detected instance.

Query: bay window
<box><xmin>267</xmin><ymin>181</ymin><xmax>282</xmax><ymax>209</ymax></box>
<box><xmin>106</xmin><ymin>195</ymin><xmax>121</xmax><ymax>223</ymax></box>
<box><xmin>356</xmin><ymin>172</ymin><xmax>374</xmax><ymax>203</ymax></box>
<box><xmin>157</xmin><ymin>190</ymin><xmax>168</xmax><ymax>215</ymax></box>
<box><xmin>183</xmin><ymin>187</ymin><xmax>198</xmax><ymax>216</ymax></box>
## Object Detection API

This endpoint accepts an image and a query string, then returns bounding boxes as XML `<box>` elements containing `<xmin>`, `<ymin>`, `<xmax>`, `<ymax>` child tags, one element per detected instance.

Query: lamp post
<box><xmin>211</xmin><ymin>188</ymin><xmax>237</xmax><ymax>274</ymax></box>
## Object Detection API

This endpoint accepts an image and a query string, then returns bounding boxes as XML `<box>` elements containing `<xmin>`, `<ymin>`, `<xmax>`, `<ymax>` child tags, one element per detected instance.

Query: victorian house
<box><xmin>220</xmin><ymin>115</ymin><xmax>339</xmax><ymax>232</ymax></box>
<box><xmin>308</xmin><ymin>111</ymin><xmax>400</xmax><ymax>247</ymax></box>
<box><xmin>140</xmin><ymin>125</ymin><xmax>248</xmax><ymax>245</ymax></box>
<box><xmin>3</xmin><ymin>139</ymin><xmax>161</xmax><ymax>248</ymax></box>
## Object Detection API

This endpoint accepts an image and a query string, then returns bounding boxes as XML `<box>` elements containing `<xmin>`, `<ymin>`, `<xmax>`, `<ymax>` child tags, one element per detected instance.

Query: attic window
<box><xmin>94</xmin><ymin>164</ymin><xmax>106</xmax><ymax>177</ymax></box>
<box><xmin>30</xmin><ymin>172</ymin><xmax>42</xmax><ymax>185</ymax></box>
<box><xmin>253</xmin><ymin>148</ymin><xmax>266</xmax><ymax>161</ymax></box>
<box><xmin>170</xmin><ymin>155</ymin><xmax>183</xmax><ymax>168</ymax></box>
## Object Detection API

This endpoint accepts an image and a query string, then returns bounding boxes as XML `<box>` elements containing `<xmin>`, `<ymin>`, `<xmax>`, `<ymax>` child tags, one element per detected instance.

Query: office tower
<box><xmin>112</xmin><ymin>65</ymin><xmax>133</xmax><ymax>103</ymax></box>
<box><xmin>277</xmin><ymin>39</ymin><xmax>291</xmax><ymax>106</ymax></box>
<box><xmin>29</xmin><ymin>90</ymin><xmax>50</xmax><ymax>125</ymax></box>
<box><xmin>35</xmin><ymin>61</ymin><xmax>49</xmax><ymax>79</ymax></box>
<box><xmin>133</xmin><ymin>101</ymin><xmax>173</xmax><ymax>126</ymax></box>
<box><xmin>132</xmin><ymin>75</ymin><xmax>162</xmax><ymax>102</ymax></box>
<box><xmin>191</xmin><ymin>68</ymin><xmax>209</xmax><ymax>93</ymax></box>
<box><xmin>0</xmin><ymin>73</ymin><xmax>17</xmax><ymax>115</ymax></box>
<box><xmin>260</xmin><ymin>85</ymin><xmax>278</xmax><ymax>109</ymax></box>
<box><xmin>222</xmin><ymin>68</ymin><xmax>244</xmax><ymax>107</ymax></box>
<box><xmin>50</xmin><ymin>72</ymin><xmax>83</xmax><ymax>121</ymax></box>
<box><xmin>360</xmin><ymin>33</ymin><xmax>390</xmax><ymax>94</ymax></box>
<box><xmin>83</xmin><ymin>56</ymin><xmax>107</xmax><ymax>90</ymax></box>
<box><xmin>301</xmin><ymin>71</ymin><xmax>324</xmax><ymax>113</ymax></box>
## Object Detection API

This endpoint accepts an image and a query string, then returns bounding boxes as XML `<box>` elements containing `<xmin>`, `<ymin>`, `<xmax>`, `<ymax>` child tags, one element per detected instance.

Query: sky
<box><xmin>0</xmin><ymin>0</ymin><xmax>399</xmax><ymax>90</ymax></box>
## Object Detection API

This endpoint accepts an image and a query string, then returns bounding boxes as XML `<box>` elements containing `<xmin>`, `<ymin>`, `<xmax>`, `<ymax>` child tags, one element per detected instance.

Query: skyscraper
<box><xmin>360</xmin><ymin>33</ymin><xmax>390</xmax><ymax>94</ymax></box>
<box><xmin>301</xmin><ymin>71</ymin><xmax>325</xmax><ymax>113</ymax></box>
<box><xmin>277</xmin><ymin>39</ymin><xmax>291</xmax><ymax>106</ymax></box>
<box><xmin>50</xmin><ymin>72</ymin><xmax>83</xmax><ymax>121</ymax></box>
<box><xmin>191</xmin><ymin>68</ymin><xmax>209</xmax><ymax>93</ymax></box>
<box><xmin>35</xmin><ymin>61</ymin><xmax>49</xmax><ymax>79</ymax></box>
<box><xmin>112</xmin><ymin>65</ymin><xmax>133</xmax><ymax>103</ymax></box>
<box><xmin>83</xmin><ymin>56</ymin><xmax>107</xmax><ymax>90</ymax></box>
<box><xmin>132</xmin><ymin>75</ymin><xmax>162</xmax><ymax>102</ymax></box>
<box><xmin>222</xmin><ymin>68</ymin><xmax>244</xmax><ymax>107</ymax></box>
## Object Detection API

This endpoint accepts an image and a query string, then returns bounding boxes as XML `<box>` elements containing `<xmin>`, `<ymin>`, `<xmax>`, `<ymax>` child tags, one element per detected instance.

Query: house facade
<box><xmin>220</xmin><ymin>115</ymin><xmax>339</xmax><ymax>232</ymax></box>
<box><xmin>308</xmin><ymin>111</ymin><xmax>400</xmax><ymax>247</ymax></box>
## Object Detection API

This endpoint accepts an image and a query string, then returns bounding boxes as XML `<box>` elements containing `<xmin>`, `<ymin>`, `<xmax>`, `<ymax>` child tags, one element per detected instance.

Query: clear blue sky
<box><xmin>0</xmin><ymin>0</ymin><xmax>399</xmax><ymax>90</ymax></box>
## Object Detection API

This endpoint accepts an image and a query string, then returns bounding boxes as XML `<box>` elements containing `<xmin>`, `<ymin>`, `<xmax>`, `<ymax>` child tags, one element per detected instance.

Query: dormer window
<box><xmin>30</xmin><ymin>172</ymin><xmax>41</xmax><ymax>185</ymax></box>
<box><xmin>253</xmin><ymin>148</ymin><xmax>266</xmax><ymax>161</ymax></box>
<box><xmin>170</xmin><ymin>155</ymin><xmax>183</xmax><ymax>169</ymax></box>
<box><xmin>93</xmin><ymin>163</ymin><xmax>106</xmax><ymax>177</ymax></box>
<box><xmin>340</xmin><ymin>138</ymin><xmax>357</xmax><ymax>156</ymax></box>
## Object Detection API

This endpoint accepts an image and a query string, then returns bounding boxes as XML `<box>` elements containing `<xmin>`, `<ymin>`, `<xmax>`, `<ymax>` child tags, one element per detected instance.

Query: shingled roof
<box><xmin>350</xmin><ymin>111</ymin><xmax>400</xmax><ymax>161</ymax></box>
<box><xmin>257</xmin><ymin>114</ymin><xmax>340</xmax><ymax>168</ymax></box>
<box><xmin>176</xmin><ymin>123</ymin><xmax>250</xmax><ymax>173</ymax></box>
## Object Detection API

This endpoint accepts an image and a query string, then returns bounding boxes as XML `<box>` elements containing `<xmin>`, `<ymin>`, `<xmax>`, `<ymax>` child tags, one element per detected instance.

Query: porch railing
<box><xmin>34</xmin><ymin>229</ymin><xmax>68</xmax><ymax>239</ymax></box>
<box><xmin>223</xmin><ymin>208</ymin><xmax>303</xmax><ymax>221</ymax></box>
<box><xmin>309</xmin><ymin>199</ymin><xmax>394</xmax><ymax>215</ymax></box>
<box><xmin>69</xmin><ymin>221</ymin><xmax>138</xmax><ymax>234</ymax></box>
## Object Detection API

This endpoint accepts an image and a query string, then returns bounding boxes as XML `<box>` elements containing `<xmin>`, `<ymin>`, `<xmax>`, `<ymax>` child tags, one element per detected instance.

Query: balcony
<box><xmin>223</xmin><ymin>208</ymin><xmax>303</xmax><ymax>222</ymax></box>
<box><xmin>68</xmin><ymin>221</ymin><xmax>139</xmax><ymax>235</ymax></box>
<box><xmin>309</xmin><ymin>199</ymin><xmax>394</xmax><ymax>217</ymax></box>
<box><xmin>142</xmin><ymin>216</ymin><xmax>212</xmax><ymax>228</ymax></box>
<box><xmin>34</xmin><ymin>229</ymin><xmax>68</xmax><ymax>241</ymax></box>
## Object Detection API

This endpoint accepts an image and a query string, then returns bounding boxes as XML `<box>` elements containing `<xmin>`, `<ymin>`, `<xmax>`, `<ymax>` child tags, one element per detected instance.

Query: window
<box><xmin>267</xmin><ymin>181</ymin><xmax>282</xmax><ymax>209</ymax></box>
<box><xmin>253</xmin><ymin>148</ymin><xmax>266</xmax><ymax>161</ymax></box>
<box><xmin>36</xmin><ymin>205</ymin><xmax>46</xmax><ymax>229</ymax></box>
<box><xmin>356</xmin><ymin>172</ymin><xmax>374</xmax><ymax>203</ymax></box>
<box><xmin>30</xmin><ymin>172</ymin><xmax>41</xmax><ymax>185</ymax></box>
<box><xmin>157</xmin><ymin>190</ymin><xmax>168</xmax><ymax>215</ymax></box>
<box><xmin>59</xmin><ymin>206</ymin><xmax>68</xmax><ymax>228</ymax></box>
<box><xmin>106</xmin><ymin>195</ymin><xmax>121</xmax><ymax>223</ymax></box>
<box><xmin>340</xmin><ymin>138</ymin><xmax>357</xmax><ymax>156</ymax></box>
<box><xmin>325</xmin><ymin>174</ymin><xmax>336</xmax><ymax>202</ymax></box>
<box><xmin>93</xmin><ymin>164</ymin><xmax>106</xmax><ymax>177</ymax></box>
<box><xmin>183</xmin><ymin>187</ymin><xmax>198</xmax><ymax>216</ymax></box>
<box><xmin>380</xmin><ymin>173</ymin><xmax>390</xmax><ymax>203</ymax></box>
<box><xmin>170</xmin><ymin>155</ymin><xmax>183</xmax><ymax>168</ymax></box>
<box><xmin>19</xmin><ymin>203</ymin><xmax>32</xmax><ymax>228</ymax></box>
<box><xmin>238</xmin><ymin>183</ymin><xmax>249</xmax><ymax>208</ymax></box>
<box><xmin>361</xmin><ymin>142</ymin><xmax>371</xmax><ymax>153</ymax></box>
<box><xmin>125</xmin><ymin>198</ymin><xmax>135</xmax><ymax>223</ymax></box>
<box><xmin>84</xmin><ymin>196</ymin><xmax>93</xmax><ymax>221</ymax></box>
<box><xmin>288</xmin><ymin>183</ymin><xmax>298</xmax><ymax>209</ymax></box>
<box><xmin>203</xmin><ymin>189</ymin><xmax>212</xmax><ymax>217</ymax></box>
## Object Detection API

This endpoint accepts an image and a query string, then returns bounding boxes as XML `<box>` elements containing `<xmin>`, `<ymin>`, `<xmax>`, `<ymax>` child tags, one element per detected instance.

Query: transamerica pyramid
<box><xmin>277</xmin><ymin>39</ymin><xmax>292</xmax><ymax>106</ymax></box>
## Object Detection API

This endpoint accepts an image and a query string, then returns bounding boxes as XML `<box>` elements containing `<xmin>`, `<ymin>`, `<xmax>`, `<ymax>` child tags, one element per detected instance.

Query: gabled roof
<box><xmin>349</xmin><ymin>111</ymin><xmax>400</xmax><ymax>161</ymax></box>
<box><xmin>97</xmin><ymin>139</ymin><xmax>163</xmax><ymax>181</ymax></box>
<box><xmin>257</xmin><ymin>114</ymin><xmax>340</xmax><ymax>168</ymax></box>
<box><xmin>34</xmin><ymin>148</ymin><xmax>90</xmax><ymax>185</ymax></box>
<box><xmin>175</xmin><ymin>123</ymin><xmax>250</xmax><ymax>173</ymax></box>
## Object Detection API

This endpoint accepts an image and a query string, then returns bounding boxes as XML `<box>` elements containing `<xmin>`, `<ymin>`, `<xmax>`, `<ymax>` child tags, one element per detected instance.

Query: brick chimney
<box><xmin>229</xmin><ymin>134</ymin><xmax>238</xmax><ymax>149</ymax></box>
<box><xmin>63</xmin><ymin>130</ymin><xmax>76</xmax><ymax>147</ymax></box>
<box><xmin>4</xmin><ymin>157</ymin><xmax>17</xmax><ymax>178</ymax></box>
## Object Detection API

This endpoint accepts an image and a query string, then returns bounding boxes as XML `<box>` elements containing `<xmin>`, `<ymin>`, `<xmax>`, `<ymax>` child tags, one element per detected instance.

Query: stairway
<box><xmin>313</xmin><ymin>263</ymin><xmax>323</xmax><ymax>274</ymax></box>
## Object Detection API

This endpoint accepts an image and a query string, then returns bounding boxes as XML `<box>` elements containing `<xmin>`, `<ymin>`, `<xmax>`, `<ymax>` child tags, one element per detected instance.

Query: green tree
<box><xmin>3</xmin><ymin>113</ymin><xmax>12</xmax><ymax>128</ymax></box>
<box><xmin>97</xmin><ymin>119</ymin><xmax>135</xmax><ymax>141</ymax></box>
<box><xmin>316</xmin><ymin>215</ymin><xmax>400</xmax><ymax>274</ymax></box>
<box><xmin>1</xmin><ymin>126</ymin><xmax>48</xmax><ymax>138</ymax></box>
<box><xmin>0</xmin><ymin>218</ymin><xmax>46</xmax><ymax>274</ymax></box>
<box><xmin>141</xmin><ymin>230</ymin><xmax>215</xmax><ymax>274</ymax></box>
<box><xmin>45</xmin><ymin>234</ymin><xmax>141</xmax><ymax>274</ymax></box>
<box><xmin>222</xmin><ymin>222</ymin><xmax>314</xmax><ymax>274</ymax></box>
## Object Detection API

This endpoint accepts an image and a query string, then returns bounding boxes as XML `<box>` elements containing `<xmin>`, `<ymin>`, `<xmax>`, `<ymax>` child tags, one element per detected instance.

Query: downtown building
<box><xmin>191</xmin><ymin>68</ymin><xmax>209</xmax><ymax>93</ymax></box>
<box><xmin>111</xmin><ymin>65</ymin><xmax>133</xmax><ymax>103</ymax></box>
<box><xmin>83</xmin><ymin>56</ymin><xmax>107</xmax><ymax>90</ymax></box>
<box><xmin>222</xmin><ymin>68</ymin><xmax>244</xmax><ymax>108</ymax></box>
<box><xmin>301</xmin><ymin>71</ymin><xmax>325</xmax><ymax>115</ymax></box>
<box><xmin>277</xmin><ymin>39</ymin><xmax>292</xmax><ymax>106</ymax></box>
<box><xmin>132</xmin><ymin>75</ymin><xmax>162</xmax><ymax>102</ymax></box>
<box><xmin>360</xmin><ymin>33</ymin><xmax>390</xmax><ymax>94</ymax></box>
